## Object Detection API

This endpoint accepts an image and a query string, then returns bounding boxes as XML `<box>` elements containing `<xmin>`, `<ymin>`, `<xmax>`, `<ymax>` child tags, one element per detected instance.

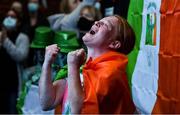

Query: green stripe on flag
<box><xmin>127</xmin><ymin>0</ymin><xmax>144</xmax><ymax>87</ymax></box>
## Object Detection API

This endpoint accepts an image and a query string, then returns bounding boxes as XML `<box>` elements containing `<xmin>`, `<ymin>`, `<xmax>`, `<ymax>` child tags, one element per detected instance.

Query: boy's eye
<box><xmin>99</xmin><ymin>22</ymin><xmax>104</xmax><ymax>25</ymax></box>
<box><xmin>100</xmin><ymin>21</ymin><xmax>109</xmax><ymax>29</ymax></box>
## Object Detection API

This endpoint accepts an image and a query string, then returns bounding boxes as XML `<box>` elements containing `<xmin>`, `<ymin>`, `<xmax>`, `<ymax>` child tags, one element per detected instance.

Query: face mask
<box><xmin>77</xmin><ymin>17</ymin><xmax>95</xmax><ymax>31</ymax></box>
<box><xmin>28</xmin><ymin>2</ymin><xmax>39</xmax><ymax>13</ymax></box>
<box><xmin>3</xmin><ymin>16</ymin><xmax>17</xmax><ymax>29</ymax></box>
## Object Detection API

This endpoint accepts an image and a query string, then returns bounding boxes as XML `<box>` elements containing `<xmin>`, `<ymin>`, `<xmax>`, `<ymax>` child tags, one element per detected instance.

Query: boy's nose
<box><xmin>95</xmin><ymin>21</ymin><xmax>100</xmax><ymax>27</ymax></box>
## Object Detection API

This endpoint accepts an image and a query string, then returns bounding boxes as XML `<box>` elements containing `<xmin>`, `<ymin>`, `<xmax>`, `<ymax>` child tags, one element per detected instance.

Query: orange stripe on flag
<box><xmin>152</xmin><ymin>0</ymin><xmax>180</xmax><ymax>113</ymax></box>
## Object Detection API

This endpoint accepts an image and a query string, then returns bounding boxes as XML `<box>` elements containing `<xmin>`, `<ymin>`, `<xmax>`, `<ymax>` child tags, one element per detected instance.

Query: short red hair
<box><xmin>114</xmin><ymin>15</ymin><xmax>135</xmax><ymax>55</ymax></box>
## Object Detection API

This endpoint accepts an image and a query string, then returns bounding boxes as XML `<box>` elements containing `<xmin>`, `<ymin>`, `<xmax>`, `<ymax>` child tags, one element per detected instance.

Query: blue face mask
<box><xmin>3</xmin><ymin>16</ymin><xmax>17</xmax><ymax>29</ymax></box>
<box><xmin>28</xmin><ymin>3</ymin><xmax>39</xmax><ymax>13</ymax></box>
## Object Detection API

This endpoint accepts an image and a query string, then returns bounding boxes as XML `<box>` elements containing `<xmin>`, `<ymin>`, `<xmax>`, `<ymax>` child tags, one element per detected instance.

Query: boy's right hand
<box><xmin>44</xmin><ymin>44</ymin><xmax>60</xmax><ymax>65</ymax></box>
<box><xmin>67</xmin><ymin>48</ymin><xmax>86</xmax><ymax>68</ymax></box>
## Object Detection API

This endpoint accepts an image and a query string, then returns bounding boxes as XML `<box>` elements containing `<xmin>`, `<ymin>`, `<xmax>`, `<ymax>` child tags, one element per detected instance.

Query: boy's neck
<box><xmin>86</xmin><ymin>47</ymin><xmax>111</xmax><ymax>61</ymax></box>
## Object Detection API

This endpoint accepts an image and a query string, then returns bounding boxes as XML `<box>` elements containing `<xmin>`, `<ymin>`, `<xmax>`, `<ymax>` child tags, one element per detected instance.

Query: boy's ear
<box><xmin>109</xmin><ymin>40</ymin><xmax>121</xmax><ymax>49</ymax></box>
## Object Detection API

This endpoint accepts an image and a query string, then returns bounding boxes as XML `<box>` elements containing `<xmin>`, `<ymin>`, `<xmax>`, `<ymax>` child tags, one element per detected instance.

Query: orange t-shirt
<box><xmin>81</xmin><ymin>51</ymin><xmax>135</xmax><ymax>114</ymax></box>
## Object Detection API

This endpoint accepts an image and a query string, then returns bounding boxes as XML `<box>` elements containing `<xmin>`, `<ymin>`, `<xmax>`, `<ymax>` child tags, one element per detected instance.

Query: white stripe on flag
<box><xmin>132</xmin><ymin>0</ymin><xmax>161</xmax><ymax>113</ymax></box>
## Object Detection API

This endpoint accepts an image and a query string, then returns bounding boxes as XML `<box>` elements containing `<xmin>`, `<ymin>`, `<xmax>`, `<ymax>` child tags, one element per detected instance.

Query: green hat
<box><xmin>30</xmin><ymin>26</ymin><xmax>53</xmax><ymax>48</ymax></box>
<box><xmin>54</xmin><ymin>31</ymin><xmax>80</xmax><ymax>53</ymax></box>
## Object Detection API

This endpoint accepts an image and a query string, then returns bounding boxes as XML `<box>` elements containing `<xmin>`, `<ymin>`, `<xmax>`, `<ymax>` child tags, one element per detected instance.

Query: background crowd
<box><xmin>0</xmin><ymin>0</ymin><xmax>130</xmax><ymax>114</ymax></box>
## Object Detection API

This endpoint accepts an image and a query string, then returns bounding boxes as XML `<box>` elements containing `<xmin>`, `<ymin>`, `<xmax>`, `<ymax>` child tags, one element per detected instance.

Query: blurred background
<box><xmin>0</xmin><ymin>0</ymin><xmax>180</xmax><ymax>114</ymax></box>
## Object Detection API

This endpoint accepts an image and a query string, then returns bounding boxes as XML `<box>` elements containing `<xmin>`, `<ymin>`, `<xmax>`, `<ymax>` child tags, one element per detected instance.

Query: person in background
<box><xmin>0</xmin><ymin>9</ymin><xmax>29</xmax><ymax>114</ymax></box>
<box><xmin>48</xmin><ymin>0</ymin><xmax>96</xmax><ymax>35</ymax></box>
<box><xmin>24</xmin><ymin>0</ymin><xmax>49</xmax><ymax>42</ymax></box>
<box><xmin>39</xmin><ymin>15</ymin><xmax>136</xmax><ymax>114</ymax></box>
<box><xmin>11</xmin><ymin>1</ymin><xmax>23</xmax><ymax>15</ymax></box>
<box><xmin>77</xmin><ymin>5</ymin><xmax>102</xmax><ymax>49</ymax></box>
<box><xmin>11</xmin><ymin>1</ymin><xmax>29</xmax><ymax>25</ymax></box>
<box><xmin>59</xmin><ymin>0</ymin><xmax>80</xmax><ymax>14</ymax></box>
<box><xmin>23</xmin><ymin>0</ymin><xmax>49</xmax><ymax>67</ymax></box>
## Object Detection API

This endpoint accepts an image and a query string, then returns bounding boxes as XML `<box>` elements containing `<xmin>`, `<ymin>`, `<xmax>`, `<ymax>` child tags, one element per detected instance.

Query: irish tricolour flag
<box><xmin>127</xmin><ymin>0</ymin><xmax>180</xmax><ymax>113</ymax></box>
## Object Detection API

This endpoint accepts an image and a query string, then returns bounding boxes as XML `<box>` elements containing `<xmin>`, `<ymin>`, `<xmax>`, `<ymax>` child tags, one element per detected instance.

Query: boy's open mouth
<box><xmin>89</xmin><ymin>29</ymin><xmax>95</xmax><ymax>35</ymax></box>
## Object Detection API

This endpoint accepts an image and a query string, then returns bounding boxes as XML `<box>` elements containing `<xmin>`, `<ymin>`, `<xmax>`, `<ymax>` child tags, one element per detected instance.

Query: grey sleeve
<box><xmin>3</xmin><ymin>33</ymin><xmax>30</xmax><ymax>62</ymax></box>
<box><xmin>49</xmin><ymin>0</ymin><xmax>96</xmax><ymax>31</ymax></box>
<box><xmin>47</xmin><ymin>14</ymin><xmax>65</xmax><ymax>31</ymax></box>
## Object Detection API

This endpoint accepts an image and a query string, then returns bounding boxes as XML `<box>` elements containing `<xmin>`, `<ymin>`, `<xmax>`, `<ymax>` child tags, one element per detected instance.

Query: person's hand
<box><xmin>0</xmin><ymin>28</ymin><xmax>7</xmax><ymax>44</ymax></box>
<box><xmin>44</xmin><ymin>44</ymin><xmax>60</xmax><ymax>65</ymax></box>
<box><xmin>0</xmin><ymin>31</ymin><xmax>2</xmax><ymax>47</ymax></box>
<box><xmin>67</xmin><ymin>48</ymin><xmax>86</xmax><ymax>68</ymax></box>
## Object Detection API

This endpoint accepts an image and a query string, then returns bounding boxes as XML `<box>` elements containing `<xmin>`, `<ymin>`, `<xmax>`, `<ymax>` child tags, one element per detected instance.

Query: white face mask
<box><xmin>28</xmin><ymin>2</ymin><xmax>39</xmax><ymax>13</ymax></box>
<box><xmin>3</xmin><ymin>16</ymin><xmax>17</xmax><ymax>29</ymax></box>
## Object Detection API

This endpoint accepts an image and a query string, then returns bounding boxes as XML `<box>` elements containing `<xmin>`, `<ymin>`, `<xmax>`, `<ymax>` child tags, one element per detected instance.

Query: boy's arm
<box><xmin>67</xmin><ymin>49</ymin><xmax>85</xmax><ymax>113</ymax></box>
<box><xmin>39</xmin><ymin>44</ymin><xmax>66</xmax><ymax>110</ymax></box>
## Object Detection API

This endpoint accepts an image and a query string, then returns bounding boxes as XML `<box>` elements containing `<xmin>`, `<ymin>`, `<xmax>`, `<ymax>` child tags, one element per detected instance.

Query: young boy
<box><xmin>39</xmin><ymin>15</ymin><xmax>136</xmax><ymax>114</ymax></box>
